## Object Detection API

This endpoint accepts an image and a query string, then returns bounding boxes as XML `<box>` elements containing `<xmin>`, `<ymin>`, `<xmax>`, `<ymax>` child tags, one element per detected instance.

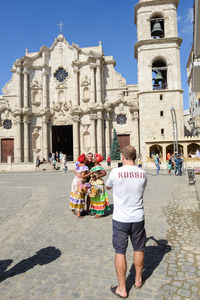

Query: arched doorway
<box><xmin>166</xmin><ymin>143</ymin><xmax>183</xmax><ymax>156</ymax></box>
<box><xmin>149</xmin><ymin>144</ymin><xmax>163</xmax><ymax>158</ymax></box>
<box><xmin>188</xmin><ymin>143</ymin><xmax>200</xmax><ymax>156</ymax></box>
<box><xmin>52</xmin><ymin>125</ymin><xmax>73</xmax><ymax>161</ymax></box>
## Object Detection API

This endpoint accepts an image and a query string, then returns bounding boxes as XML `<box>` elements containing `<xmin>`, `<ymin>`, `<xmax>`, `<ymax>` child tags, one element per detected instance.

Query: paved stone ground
<box><xmin>0</xmin><ymin>169</ymin><xmax>199</xmax><ymax>299</ymax></box>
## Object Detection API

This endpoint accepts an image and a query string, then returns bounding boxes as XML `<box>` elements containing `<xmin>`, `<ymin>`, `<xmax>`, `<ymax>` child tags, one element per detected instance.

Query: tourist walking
<box><xmin>63</xmin><ymin>158</ymin><xmax>67</xmax><ymax>173</ymax></box>
<box><xmin>174</xmin><ymin>154</ymin><xmax>182</xmax><ymax>176</ymax></box>
<box><xmin>137</xmin><ymin>156</ymin><xmax>142</xmax><ymax>168</ymax></box>
<box><xmin>154</xmin><ymin>153</ymin><xmax>160</xmax><ymax>175</ymax></box>
<box><xmin>167</xmin><ymin>154</ymin><xmax>173</xmax><ymax>174</ymax></box>
<box><xmin>55</xmin><ymin>151</ymin><xmax>59</xmax><ymax>162</ymax></box>
<box><xmin>107</xmin><ymin>155</ymin><xmax>111</xmax><ymax>167</ymax></box>
<box><xmin>35</xmin><ymin>156</ymin><xmax>40</xmax><ymax>171</ymax></box>
<box><xmin>85</xmin><ymin>153</ymin><xmax>110</xmax><ymax>218</ymax></box>
<box><xmin>106</xmin><ymin>145</ymin><xmax>147</xmax><ymax>298</ymax></box>
<box><xmin>52</xmin><ymin>157</ymin><xmax>56</xmax><ymax>170</ymax></box>
<box><xmin>59</xmin><ymin>151</ymin><xmax>63</xmax><ymax>163</ymax></box>
<box><xmin>69</xmin><ymin>154</ymin><xmax>90</xmax><ymax>219</ymax></box>
<box><xmin>48</xmin><ymin>152</ymin><xmax>52</xmax><ymax>163</ymax></box>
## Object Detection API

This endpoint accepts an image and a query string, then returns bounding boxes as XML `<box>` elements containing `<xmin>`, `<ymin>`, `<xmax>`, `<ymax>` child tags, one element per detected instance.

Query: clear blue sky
<box><xmin>0</xmin><ymin>0</ymin><xmax>193</xmax><ymax>110</ymax></box>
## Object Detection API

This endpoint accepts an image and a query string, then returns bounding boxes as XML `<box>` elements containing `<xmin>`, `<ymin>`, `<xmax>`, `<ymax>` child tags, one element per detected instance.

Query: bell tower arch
<box><xmin>134</xmin><ymin>0</ymin><xmax>184</xmax><ymax>160</ymax></box>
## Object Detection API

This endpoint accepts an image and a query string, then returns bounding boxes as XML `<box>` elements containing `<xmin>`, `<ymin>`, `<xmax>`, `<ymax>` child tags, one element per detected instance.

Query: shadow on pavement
<box><xmin>126</xmin><ymin>236</ymin><xmax>171</xmax><ymax>294</ymax></box>
<box><xmin>0</xmin><ymin>246</ymin><xmax>61</xmax><ymax>283</ymax></box>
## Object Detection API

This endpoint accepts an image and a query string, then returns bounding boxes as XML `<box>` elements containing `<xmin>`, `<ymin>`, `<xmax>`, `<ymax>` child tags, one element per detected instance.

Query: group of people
<box><xmin>167</xmin><ymin>152</ymin><xmax>183</xmax><ymax>176</ymax></box>
<box><xmin>48</xmin><ymin>151</ymin><xmax>64</xmax><ymax>164</ymax></box>
<box><xmin>153</xmin><ymin>152</ymin><xmax>183</xmax><ymax>176</ymax></box>
<box><xmin>69</xmin><ymin>152</ymin><xmax>110</xmax><ymax>219</ymax></box>
<box><xmin>35</xmin><ymin>151</ymin><xmax>67</xmax><ymax>171</ymax></box>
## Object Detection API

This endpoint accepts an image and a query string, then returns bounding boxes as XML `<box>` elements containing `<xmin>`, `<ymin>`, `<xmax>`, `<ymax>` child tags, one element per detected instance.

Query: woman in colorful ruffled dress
<box><xmin>85</xmin><ymin>154</ymin><xmax>110</xmax><ymax>218</ymax></box>
<box><xmin>69</xmin><ymin>154</ymin><xmax>90</xmax><ymax>219</ymax></box>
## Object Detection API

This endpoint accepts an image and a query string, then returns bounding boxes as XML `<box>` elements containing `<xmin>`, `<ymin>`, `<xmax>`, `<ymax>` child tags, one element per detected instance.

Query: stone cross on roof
<box><xmin>57</xmin><ymin>21</ymin><xmax>64</xmax><ymax>33</ymax></box>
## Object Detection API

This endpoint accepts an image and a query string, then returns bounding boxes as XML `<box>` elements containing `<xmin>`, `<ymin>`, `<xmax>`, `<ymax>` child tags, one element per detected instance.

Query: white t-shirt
<box><xmin>106</xmin><ymin>165</ymin><xmax>147</xmax><ymax>223</ymax></box>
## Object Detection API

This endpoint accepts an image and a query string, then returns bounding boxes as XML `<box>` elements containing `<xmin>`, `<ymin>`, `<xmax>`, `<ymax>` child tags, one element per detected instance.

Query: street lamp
<box><xmin>170</xmin><ymin>107</ymin><xmax>178</xmax><ymax>154</ymax></box>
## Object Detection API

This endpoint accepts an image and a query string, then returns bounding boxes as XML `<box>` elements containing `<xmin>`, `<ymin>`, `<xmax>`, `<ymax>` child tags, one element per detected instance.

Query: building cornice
<box><xmin>134</xmin><ymin>0</ymin><xmax>179</xmax><ymax>25</ymax></box>
<box><xmin>134</xmin><ymin>37</ymin><xmax>182</xmax><ymax>59</ymax></box>
<box><xmin>137</xmin><ymin>89</ymin><xmax>183</xmax><ymax>96</ymax></box>
<box><xmin>145</xmin><ymin>136</ymin><xmax>200</xmax><ymax>144</ymax></box>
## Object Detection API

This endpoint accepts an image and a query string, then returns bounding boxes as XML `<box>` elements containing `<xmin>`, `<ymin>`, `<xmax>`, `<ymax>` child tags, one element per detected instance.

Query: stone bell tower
<box><xmin>134</xmin><ymin>0</ymin><xmax>184</xmax><ymax>161</ymax></box>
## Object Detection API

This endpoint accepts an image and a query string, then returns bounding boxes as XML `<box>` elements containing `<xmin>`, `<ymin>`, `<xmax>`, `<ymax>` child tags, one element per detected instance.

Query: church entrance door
<box><xmin>118</xmin><ymin>134</ymin><xmax>130</xmax><ymax>151</ymax></box>
<box><xmin>1</xmin><ymin>138</ymin><xmax>14</xmax><ymax>163</ymax></box>
<box><xmin>52</xmin><ymin>125</ymin><xmax>73</xmax><ymax>161</ymax></box>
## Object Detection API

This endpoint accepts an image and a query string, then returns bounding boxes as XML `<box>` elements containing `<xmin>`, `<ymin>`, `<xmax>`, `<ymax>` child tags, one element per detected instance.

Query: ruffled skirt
<box><xmin>69</xmin><ymin>176</ymin><xmax>85</xmax><ymax>212</ymax></box>
<box><xmin>90</xmin><ymin>184</ymin><xmax>110</xmax><ymax>215</ymax></box>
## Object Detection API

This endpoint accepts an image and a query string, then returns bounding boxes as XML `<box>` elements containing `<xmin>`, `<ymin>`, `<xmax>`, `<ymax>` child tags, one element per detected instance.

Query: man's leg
<box><xmin>134</xmin><ymin>251</ymin><xmax>144</xmax><ymax>287</ymax></box>
<box><xmin>112</xmin><ymin>220</ymin><xmax>129</xmax><ymax>297</ymax></box>
<box><xmin>114</xmin><ymin>253</ymin><xmax>127</xmax><ymax>298</ymax></box>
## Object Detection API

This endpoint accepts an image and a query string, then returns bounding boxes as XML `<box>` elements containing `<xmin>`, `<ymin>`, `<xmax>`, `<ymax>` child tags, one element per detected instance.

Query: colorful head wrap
<box><xmin>95</xmin><ymin>153</ymin><xmax>103</xmax><ymax>163</ymax></box>
<box><xmin>78</xmin><ymin>153</ymin><xmax>85</xmax><ymax>163</ymax></box>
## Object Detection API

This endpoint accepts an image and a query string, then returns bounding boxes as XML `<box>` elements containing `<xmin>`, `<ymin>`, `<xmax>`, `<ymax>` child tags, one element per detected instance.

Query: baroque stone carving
<box><xmin>115</xmin><ymin>102</ymin><xmax>125</xmax><ymax>114</ymax></box>
<box><xmin>81</xmin><ymin>75</ymin><xmax>91</xmax><ymax>86</ymax></box>
<box><xmin>0</xmin><ymin>99</ymin><xmax>13</xmax><ymax>126</ymax></box>
<box><xmin>53</xmin><ymin>101</ymin><xmax>70</xmax><ymax>112</ymax></box>
<box><xmin>81</xmin><ymin>124</ymin><xmax>90</xmax><ymax>132</ymax></box>
<box><xmin>56</xmin><ymin>82</ymin><xmax>67</xmax><ymax>89</ymax></box>
<box><xmin>30</xmin><ymin>80</ymin><xmax>42</xmax><ymax>90</ymax></box>
<box><xmin>51</xmin><ymin>101</ymin><xmax>72</xmax><ymax>125</ymax></box>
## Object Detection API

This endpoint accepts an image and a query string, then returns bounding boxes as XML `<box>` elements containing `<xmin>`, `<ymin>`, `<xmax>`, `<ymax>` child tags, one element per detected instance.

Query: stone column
<box><xmin>42</xmin><ymin>69</ymin><xmax>48</xmax><ymax>108</ymax></box>
<box><xmin>90</xmin><ymin>115</ymin><xmax>96</xmax><ymax>154</ymax></box>
<box><xmin>101</xmin><ymin>65</ymin><xmax>104</xmax><ymax>102</ymax></box>
<box><xmin>162</xmin><ymin>145</ymin><xmax>166</xmax><ymax>162</ymax></box>
<box><xmin>0</xmin><ymin>138</ymin><xmax>1</xmax><ymax>163</ymax></box>
<box><xmin>49</xmin><ymin>120</ymin><xmax>52</xmax><ymax>153</ymax></box>
<box><xmin>90</xmin><ymin>64</ymin><xmax>96</xmax><ymax>103</ymax></box>
<box><xmin>16</xmin><ymin>66</ymin><xmax>22</xmax><ymax>109</ymax></box>
<box><xmin>42</xmin><ymin>117</ymin><xmax>48</xmax><ymax>159</ymax></box>
<box><xmin>183</xmin><ymin>144</ymin><xmax>188</xmax><ymax>158</ymax></box>
<box><xmin>24</xmin><ymin>116</ymin><xmax>29</xmax><ymax>162</ymax></box>
<box><xmin>23</xmin><ymin>66</ymin><xmax>29</xmax><ymax>108</ymax></box>
<box><xmin>73</xmin><ymin>119</ymin><xmax>80</xmax><ymax>160</ymax></box>
<box><xmin>15</xmin><ymin>116</ymin><xmax>22</xmax><ymax>162</ymax></box>
<box><xmin>97</xmin><ymin>111</ymin><xmax>103</xmax><ymax>154</ymax></box>
<box><xmin>74</xmin><ymin>66</ymin><xmax>79</xmax><ymax>107</ymax></box>
<box><xmin>105</xmin><ymin>112</ymin><xmax>111</xmax><ymax>157</ymax></box>
<box><xmin>134</xmin><ymin>112</ymin><xmax>139</xmax><ymax>155</ymax></box>
<box><xmin>96</xmin><ymin>62</ymin><xmax>102</xmax><ymax>104</ymax></box>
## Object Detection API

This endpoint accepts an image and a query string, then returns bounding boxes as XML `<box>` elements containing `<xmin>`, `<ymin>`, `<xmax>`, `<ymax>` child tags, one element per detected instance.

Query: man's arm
<box><xmin>106</xmin><ymin>186</ymin><xmax>112</xmax><ymax>190</ymax></box>
<box><xmin>105</xmin><ymin>168</ymin><xmax>114</xmax><ymax>190</ymax></box>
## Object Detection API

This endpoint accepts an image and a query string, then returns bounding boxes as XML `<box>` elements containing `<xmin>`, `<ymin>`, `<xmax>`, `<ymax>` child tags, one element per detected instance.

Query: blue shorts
<box><xmin>112</xmin><ymin>220</ymin><xmax>146</xmax><ymax>254</ymax></box>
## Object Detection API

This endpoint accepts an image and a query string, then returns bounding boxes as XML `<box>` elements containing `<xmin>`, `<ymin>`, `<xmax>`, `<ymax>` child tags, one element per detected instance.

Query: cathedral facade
<box><xmin>1</xmin><ymin>0</ymin><xmax>192</xmax><ymax>166</ymax></box>
<box><xmin>0</xmin><ymin>34</ymin><xmax>139</xmax><ymax>163</ymax></box>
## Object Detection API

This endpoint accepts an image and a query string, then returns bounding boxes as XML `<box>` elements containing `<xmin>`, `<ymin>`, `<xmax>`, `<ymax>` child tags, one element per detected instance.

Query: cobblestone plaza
<box><xmin>0</xmin><ymin>170</ymin><xmax>200</xmax><ymax>299</ymax></box>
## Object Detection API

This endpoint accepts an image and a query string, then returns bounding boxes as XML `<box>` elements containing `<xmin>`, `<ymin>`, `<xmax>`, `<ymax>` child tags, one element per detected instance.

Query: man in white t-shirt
<box><xmin>106</xmin><ymin>145</ymin><xmax>147</xmax><ymax>299</ymax></box>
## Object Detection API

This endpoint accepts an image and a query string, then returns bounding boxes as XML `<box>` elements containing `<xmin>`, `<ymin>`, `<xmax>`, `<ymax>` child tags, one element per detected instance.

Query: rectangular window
<box><xmin>160</xmin><ymin>94</ymin><xmax>163</xmax><ymax>100</ymax></box>
<box><xmin>160</xmin><ymin>111</ymin><xmax>164</xmax><ymax>117</ymax></box>
<box><xmin>161</xmin><ymin>128</ymin><xmax>164</xmax><ymax>135</ymax></box>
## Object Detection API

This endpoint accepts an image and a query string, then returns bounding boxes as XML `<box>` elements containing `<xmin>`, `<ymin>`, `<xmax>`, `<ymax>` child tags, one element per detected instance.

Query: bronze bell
<box><xmin>154</xmin><ymin>70</ymin><xmax>164</xmax><ymax>84</ymax></box>
<box><xmin>151</xmin><ymin>21</ymin><xmax>164</xmax><ymax>37</ymax></box>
